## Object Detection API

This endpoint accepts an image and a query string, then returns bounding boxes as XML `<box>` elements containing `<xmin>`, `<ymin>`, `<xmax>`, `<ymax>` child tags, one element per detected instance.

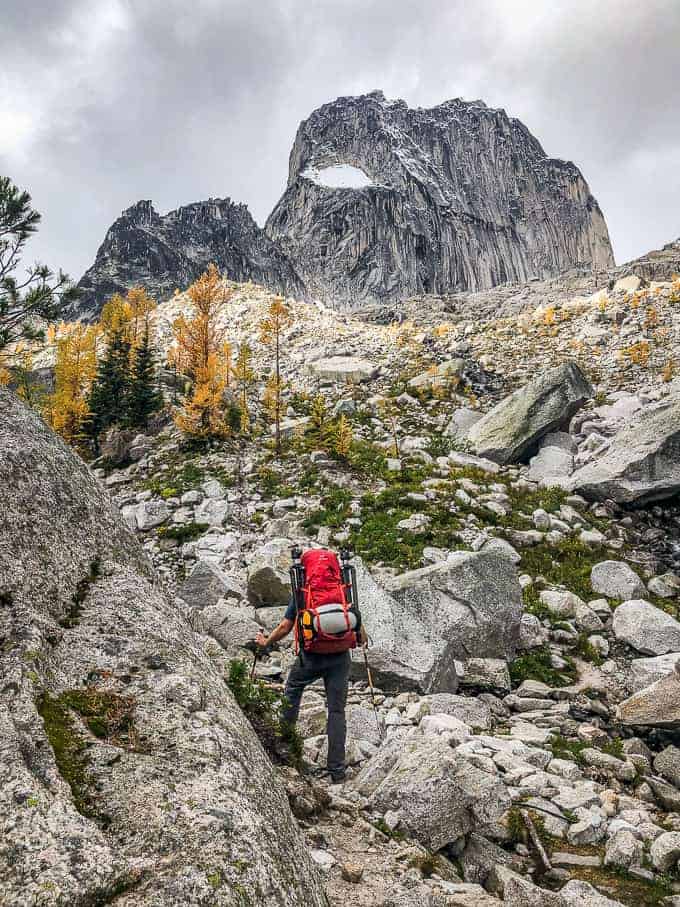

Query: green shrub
<box><xmin>550</xmin><ymin>733</ymin><xmax>588</xmax><ymax>764</ymax></box>
<box><xmin>350</xmin><ymin>507</ymin><xmax>422</xmax><ymax>569</ymax></box>
<box><xmin>509</xmin><ymin>646</ymin><xmax>577</xmax><ymax>687</ymax></box>
<box><xmin>601</xmin><ymin>736</ymin><xmax>624</xmax><ymax>759</ymax></box>
<box><xmin>349</xmin><ymin>440</ymin><xmax>388</xmax><ymax>478</ymax></box>
<box><xmin>507</xmin><ymin>483</ymin><xmax>568</xmax><ymax>515</ymax></box>
<box><xmin>574</xmin><ymin>632</ymin><xmax>604</xmax><ymax>665</ymax></box>
<box><xmin>519</xmin><ymin>538</ymin><xmax>604</xmax><ymax>601</ymax></box>
<box><xmin>226</xmin><ymin>659</ymin><xmax>302</xmax><ymax>767</ymax></box>
<box><xmin>157</xmin><ymin>522</ymin><xmax>209</xmax><ymax>543</ymax></box>
<box><xmin>302</xmin><ymin>487</ymin><xmax>352</xmax><ymax>533</ymax></box>
<box><xmin>426</xmin><ymin>435</ymin><xmax>455</xmax><ymax>459</ymax></box>
<box><xmin>289</xmin><ymin>391</ymin><xmax>312</xmax><ymax>415</ymax></box>
<box><xmin>372</xmin><ymin>818</ymin><xmax>406</xmax><ymax>841</ymax></box>
<box><xmin>505</xmin><ymin>807</ymin><xmax>552</xmax><ymax>854</ymax></box>
<box><xmin>257</xmin><ymin>466</ymin><xmax>296</xmax><ymax>500</ymax></box>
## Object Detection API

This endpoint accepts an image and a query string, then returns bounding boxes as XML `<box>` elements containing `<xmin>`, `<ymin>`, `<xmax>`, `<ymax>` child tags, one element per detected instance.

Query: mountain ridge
<box><xmin>69</xmin><ymin>196</ymin><xmax>305</xmax><ymax>320</ymax></box>
<box><xmin>266</xmin><ymin>91</ymin><xmax>614</xmax><ymax>306</ymax></box>
<box><xmin>73</xmin><ymin>90</ymin><xmax>614</xmax><ymax>318</ymax></box>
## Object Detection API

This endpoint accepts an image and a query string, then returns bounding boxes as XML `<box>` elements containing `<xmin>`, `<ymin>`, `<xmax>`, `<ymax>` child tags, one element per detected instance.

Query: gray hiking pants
<box><xmin>282</xmin><ymin>650</ymin><xmax>351</xmax><ymax>774</ymax></box>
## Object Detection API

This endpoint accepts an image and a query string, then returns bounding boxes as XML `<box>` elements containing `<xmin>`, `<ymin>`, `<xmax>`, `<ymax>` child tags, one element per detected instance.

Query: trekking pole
<box><xmin>250</xmin><ymin>647</ymin><xmax>260</xmax><ymax>681</ymax></box>
<box><xmin>362</xmin><ymin>642</ymin><xmax>385</xmax><ymax>742</ymax></box>
<box><xmin>250</xmin><ymin>626</ymin><xmax>264</xmax><ymax>680</ymax></box>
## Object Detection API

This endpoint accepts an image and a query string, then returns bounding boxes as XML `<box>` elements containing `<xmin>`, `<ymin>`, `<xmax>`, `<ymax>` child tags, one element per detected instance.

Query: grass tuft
<box><xmin>226</xmin><ymin>659</ymin><xmax>303</xmax><ymax>768</ymax></box>
<box><xmin>509</xmin><ymin>646</ymin><xmax>577</xmax><ymax>688</ymax></box>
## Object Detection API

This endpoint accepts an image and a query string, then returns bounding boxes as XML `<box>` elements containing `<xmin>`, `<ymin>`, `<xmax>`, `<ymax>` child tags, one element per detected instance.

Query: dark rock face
<box><xmin>70</xmin><ymin>197</ymin><xmax>305</xmax><ymax>320</ymax></box>
<box><xmin>73</xmin><ymin>92</ymin><xmax>615</xmax><ymax>318</ymax></box>
<box><xmin>266</xmin><ymin>91</ymin><xmax>614</xmax><ymax>307</ymax></box>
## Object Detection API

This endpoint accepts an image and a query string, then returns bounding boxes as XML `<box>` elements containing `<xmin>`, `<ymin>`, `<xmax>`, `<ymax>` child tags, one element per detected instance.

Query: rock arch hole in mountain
<box><xmin>301</xmin><ymin>163</ymin><xmax>373</xmax><ymax>188</ymax></box>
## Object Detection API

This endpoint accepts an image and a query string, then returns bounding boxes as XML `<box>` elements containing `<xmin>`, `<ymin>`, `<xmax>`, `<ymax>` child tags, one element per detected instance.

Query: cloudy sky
<box><xmin>2</xmin><ymin>0</ymin><xmax>678</xmax><ymax>281</ymax></box>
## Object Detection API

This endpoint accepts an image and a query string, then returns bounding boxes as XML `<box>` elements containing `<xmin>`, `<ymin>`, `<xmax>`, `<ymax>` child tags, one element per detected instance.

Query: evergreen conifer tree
<box><xmin>86</xmin><ymin>328</ymin><xmax>132</xmax><ymax>441</ymax></box>
<box><xmin>0</xmin><ymin>176</ymin><xmax>79</xmax><ymax>353</ymax></box>
<box><xmin>126</xmin><ymin>326</ymin><xmax>162</xmax><ymax>429</ymax></box>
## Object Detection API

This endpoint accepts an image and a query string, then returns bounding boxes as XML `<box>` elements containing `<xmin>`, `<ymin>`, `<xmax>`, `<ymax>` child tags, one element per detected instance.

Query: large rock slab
<box><xmin>355</xmin><ymin>735</ymin><xmax>510</xmax><ymax>850</ymax></box>
<box><xmin>504</xmin><ymin>875</ymin><xmax>623</xmax><ymax>906</ymax></box>
<box><xmin>630</xmin><ymin>653</ymin><xmax>680</xmax><ymax>692</ymax></box>
<box><xmin>247</xmin><ymin>537</ymin><xmax>293</xmax><ymax>606</ymax></box>
<box><xmin>177</xmin><ymin>559</ymin><xmax>244</xmax><ymax>609</ymax></box>
<box><xmin>467</xmin><ymin>361</ymin><xmax>593</xmax><ymax>464</ymax></box>
<box><xmin>570</xmin><ymin>394</ymin><xmax>680</xmax><ymax>504</ymax></box>
<box><xmin>309</xmin><ymin>356</ymin><xmax>376</xmax><ymax>383</ymax></box>
<box><xmin>502</xmin><ymin>871</ymin><xmax>565</xmax><ymax>905</ymax></box>
<box><xmin>426</xmin><ymin>693</ymin><xmax>493</xmax><ymax>731</ymax></box>
<box><xmin>445</xmin><ymin>406</ymin><xmax>482</xmax><ymax>439</ymax></box>
<box><xmin>408</xmin><ymin>358</ymin><xmax>464</xmax><ymax>390</ymax></box>
<box><xmin>193</xmin><ymin>601</ymin><xmax>261</xmax><ymax>658</ymax></box>
<box><xmin>353</xmin><ymin>550</ymin><xmax>523</xmax><ymax>693</ymax></box>
<box><xmin>528</xmin><ymin>444</ymin><xmax>574</xmax><ymax>487</ymax></box>
<box><xmin>617</xmin><ymin>664</ymin><xmax>680</xmax><ymax>728</ymax></box>
<box><xmin>134</xmin><ymin>498</ymin><xmax>169</xmax><ymax>530</ymax></box>
<box><xmin>612</xmin><ymin>599</ymin><xmax>680</xmax><ymax>655</ymax></box>
<box><xmin>591</xmin><ymin>560</ymin><xmax>646</xmax><ymax>600</ymax></box>
<box><xmin>560</xmin><ymin>880</ymin><xmax>624</xmax><ymax>906</ymax></box>
<box><xmin>0</xmin><ymin>388</ymin><xmax>326</xmax><ymax>907</ymax></box>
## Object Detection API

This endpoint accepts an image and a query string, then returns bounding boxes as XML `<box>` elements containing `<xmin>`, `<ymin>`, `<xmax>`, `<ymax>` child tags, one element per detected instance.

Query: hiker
<box><xmin>254</xmin><ymin>548</ymin><xmax>366</xmax><ymax>783</ymax></box>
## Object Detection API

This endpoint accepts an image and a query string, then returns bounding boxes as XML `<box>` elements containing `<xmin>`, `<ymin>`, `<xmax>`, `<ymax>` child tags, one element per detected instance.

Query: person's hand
<box><xmin>255</xmin><ymin>631</ymin><xmax>268</xmax><ymax>648</ymax></box>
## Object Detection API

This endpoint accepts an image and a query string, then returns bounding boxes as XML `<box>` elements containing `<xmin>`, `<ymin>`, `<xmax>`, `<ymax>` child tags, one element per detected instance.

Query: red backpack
<box><xmin>295</xmin><ymin>549</ymin><xmax>358</xmax><ymax>655</ymax></box>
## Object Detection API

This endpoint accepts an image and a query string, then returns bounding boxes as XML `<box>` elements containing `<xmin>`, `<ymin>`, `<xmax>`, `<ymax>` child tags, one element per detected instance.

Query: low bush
<box><xmin>226</xmin><ymin>659</ymin><xmax>302</xmax><ymax>768</ymax></box>
<box><xmin>157</xmin><ymin>522</ymin><xmax>209</xmax><ymax>543</ymax></box>
<box><xmin>302</xmin><ymin>487</ymin><xmax>352</xmax><ymax>534</ymax></box>
<box><xmin>509</xmin><ymin>646</ymin><xmax>577</xmax><ymax>688</ymax></box>
<box><xmin>519</xmin><ymin>538</ymin><xmax>604</xmax><ymax>601</ymax></box>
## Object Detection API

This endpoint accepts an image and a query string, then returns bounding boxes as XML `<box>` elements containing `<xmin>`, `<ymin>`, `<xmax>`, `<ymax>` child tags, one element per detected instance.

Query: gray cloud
<box><xmin>1</xmin><ymin>0</ymin><xmax>678</xmax><ymax>281</ymax></box>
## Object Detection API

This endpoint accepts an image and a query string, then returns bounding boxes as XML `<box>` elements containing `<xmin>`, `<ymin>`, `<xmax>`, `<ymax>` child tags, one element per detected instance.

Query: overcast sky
<box><xmin>2</xmin><ymin>0</ymin><xmax>678</xmax><ymax>282</ymax></box>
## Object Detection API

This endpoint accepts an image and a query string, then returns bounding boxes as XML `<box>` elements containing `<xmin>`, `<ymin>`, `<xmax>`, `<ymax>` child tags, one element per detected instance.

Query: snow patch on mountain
<box><xmin>301</xmin><ymin>163</ymin><xmax>373</xmax><ymax>189</ymax></box>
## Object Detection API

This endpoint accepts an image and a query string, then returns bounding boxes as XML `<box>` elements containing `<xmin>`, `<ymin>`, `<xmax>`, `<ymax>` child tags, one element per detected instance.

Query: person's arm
<box><xmin>255</xmin><ymin>618</ymin><xmax>294</xmax><ymax>649</ymax></box>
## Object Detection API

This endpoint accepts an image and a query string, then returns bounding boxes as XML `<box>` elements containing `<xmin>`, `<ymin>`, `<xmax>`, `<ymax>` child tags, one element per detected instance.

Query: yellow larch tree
<box><xmin>233</xmin><ymin>342</ymin><xmax>256</xmax><ymax>433</ymax></box>
<box><xmin>46</xmin><ymin>324</ymin><xmax>97</xmax><ymax>445</ymax></box>
<box><xmin>333</xmin><ymin>414</ymin><xmax>353</xmax><ymax>460</ymax></box>
<box><xmin>99</xmin><ymin>293</ymin><xmax>130</xmax><ymax>337</ymax></box>
<box><xmin>259</xmin><ymin>296</ymin><xmax>293</xmax><ymax>456</ymax></box>
<box><xmin>99</xmin><ymin>287</ymin><xmax>156</xmax><ymax>349</ymax></box>
<box><xmin>174</xmin><ymin>351</ymin><xmax>231</xmax><ymax>439</ymax></box>
<box><xmin>309</xmin><ymin>393</ymin><xmax>329</xmax><ymax>446</ymax></box>
<box><xmin>171</xmin><ymin>265</ymin><xmax>234</xmax><ymax>439</ymax></box>
<box><xmin>125</xmin><ymin>287</ymin><xmax>156</xmax><ymax>348</ymax></box>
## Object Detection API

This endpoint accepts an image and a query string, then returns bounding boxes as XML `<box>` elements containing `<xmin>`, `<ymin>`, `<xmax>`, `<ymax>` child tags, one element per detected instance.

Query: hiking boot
<box><xmin>330</xmin><ymin>770</ymin><xmax>346</xmax><ymax>784</ymax></box>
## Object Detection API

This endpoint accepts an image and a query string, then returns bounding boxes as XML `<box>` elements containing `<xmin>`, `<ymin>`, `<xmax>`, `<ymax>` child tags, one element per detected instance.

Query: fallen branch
<box><xmin>520</xmin><ymin>809</ymin><xmax>552</xmax><ymax>874</ymax></box>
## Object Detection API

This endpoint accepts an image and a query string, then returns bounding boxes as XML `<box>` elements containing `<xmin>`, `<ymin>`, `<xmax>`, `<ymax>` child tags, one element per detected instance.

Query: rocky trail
<box><xmin>3</xmin><ymin>253</ymin><xmax>680</xmax><ymax>905</ymax></box>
